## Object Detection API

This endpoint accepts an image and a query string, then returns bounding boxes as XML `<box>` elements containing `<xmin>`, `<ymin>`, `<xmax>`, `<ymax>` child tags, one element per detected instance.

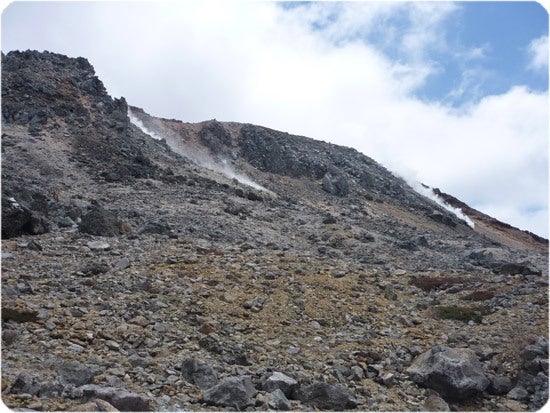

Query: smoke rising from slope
<box><xmin>128</xmin><ymin>109</ymin><xmax>269</xmax><ymax>192</ymax></box>
<box><xmin>413</xmin><ymin>182</ymin><xmax>475</xmax><ymax>228</ymax></box>
<box><xmin>128</xmin><ymin>111</ymin><xmax>163</xmax><ymax>141</ymax></box>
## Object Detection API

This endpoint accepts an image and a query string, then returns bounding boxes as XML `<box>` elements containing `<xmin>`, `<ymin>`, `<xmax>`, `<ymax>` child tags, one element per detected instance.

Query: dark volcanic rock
<box><xmin>295</xmin><ymin>381</ymin><xmax>356</xmax><ymax>410</ymax></box>
<box><xmin>407</xmin><ymin>345</ymin><xmax>489</xmax><ymax>401</ymax></box>
<box><xmin>2</xmin><ymin>192</ymin><xmax>50</xmax><ymax>238</ymax></box>
<box><xmin>429</xmin><ymin>210</ymin><xmax>457</xmax><ymax>228</ymax></box>
<box><xmin>487</xmin><ymin>375</ymin><xmax>513</xmax><ymax>396</ymax></box>
<box><xmin>492</xmin><ymin>262</ymin><xmax>541</xmax><ymax>276</ymax></box>
<box><xmin>202</xmin><ymin>376</ymin><xmax>256</xmax><ymax>409</ymax></box>
<box><xmin>239</xmin><ymin>124</ymin><xmax>327</xmax><ymax>179</ymax></box>
<box><xmin>79</xmin><ymin>206</ymin><xmax>127</xmax><ymax>237</ymax></box>
<box><xmin>57</xmin><ymin>360</ymin><xmax>96</xmax><ymax>386</ymax></box>
<box><xmin>263</xmin><ymin>371</ymin><xmax>299</xmax><ymax>397</ymax></box>
<box><xmin>267</xmin><ymin>389</ymin><xmax>292</xmax><ymax>410</ymax></box>
<box><xmin>79</xmin><ymin>384</ymin><xmax>151</xmax><ymax>412</ymax></box>
<box><xmin>9</xmin><ymin>372</ymin><xmax>41</xmax><ymax>396</ymax></box>
<box><xmin>181</xmin><ymin>358</ymin><xmax>218</xmax><ymax>390</ymax></box>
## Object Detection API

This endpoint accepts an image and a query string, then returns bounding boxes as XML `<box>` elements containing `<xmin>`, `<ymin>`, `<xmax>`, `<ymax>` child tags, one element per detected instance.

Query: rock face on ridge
<box><xmin>2</xmin><ymin>50</ymin><xmax>548</xmax><ymax>412</ymax></box>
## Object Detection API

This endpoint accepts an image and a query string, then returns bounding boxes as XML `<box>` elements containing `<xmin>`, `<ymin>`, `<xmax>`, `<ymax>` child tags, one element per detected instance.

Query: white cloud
<box><xmin>2</xmin><ymin>1</ymin><xmax>548</xmax><ymax>237</ymax></box>
<box><xmin>527</xmin><ymin>35</ymin><xmax>549</xmax><ymax>72</ymax></box>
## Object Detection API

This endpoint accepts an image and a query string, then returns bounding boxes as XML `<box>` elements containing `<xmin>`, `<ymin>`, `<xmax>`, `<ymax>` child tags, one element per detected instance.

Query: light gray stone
<box><xmin>264</xmin><ymin>371</ymin><xmax>298</xmax><ymax>397</ymax></box>
<box><xmin>407</xmin><ymin>345</ymin><xmax>489</xmax><ymax>400</ymax></box>
<box><xmin>80</xmin><ymin>384</ymin><xmax>150</xmax><ymax>411</ymax></box>
<box><xmin>57</xmin><ymin>360</ymin><xmax>96</xmax><ymax>386</ymax></box>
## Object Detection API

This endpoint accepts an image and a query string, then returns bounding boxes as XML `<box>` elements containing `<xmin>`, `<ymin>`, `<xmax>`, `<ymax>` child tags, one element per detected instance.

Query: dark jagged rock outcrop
<box><xmin>1</xmin><ymin>50</ymin><xmax>184</xmax><ymax>238</ymax></box>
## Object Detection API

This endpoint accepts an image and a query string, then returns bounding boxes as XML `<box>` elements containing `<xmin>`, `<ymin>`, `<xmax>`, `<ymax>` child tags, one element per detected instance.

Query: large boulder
<box><xmin>56</xmin><ymin>359</ymin><xmax>96</xmax><ymax>386</ymax></box>
<box><xmin>295</xmin><ymin>381</ymin><xmax>356</xmax><ymax>410</ymax></box>
<box><xmin>202</xmin><ymin>376</ymin><xmax>256</xmax><ymax>409</ymax></box>
<box><xmin>407</xmin><ymin>345</ymin><xmax>489</xmax><ymax>400</ymax></box>
<box><xmin>79</xmin><ymin>206</ymin><xmax>128</xmax><ymax>237</ymax></box>
<box><xmin>79</xmin><ymin>384</ymin><xmax>151</xmax><ymax>412</ymax></box>
<box><xmin>180</xmin><ymin>358</ymin><xmax>218</xmax><ymax>390</ymax></box>
<box><xmin>263</xmin><ymin>371</ymin><xmax>298</xmax><ymax>397</ymax></box>
<box><xmin>2</xmin><ymin>193</ymin><xmax>50</xmax><ymax>238</ymax></box>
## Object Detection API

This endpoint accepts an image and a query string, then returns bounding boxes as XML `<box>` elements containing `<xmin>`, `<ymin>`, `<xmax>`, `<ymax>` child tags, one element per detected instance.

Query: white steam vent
<box><xmin>413</xmin><ymin>183</ymin><xmax>475</xmax><ymax>228</ymax></box>
<box><xmin>128</xmin><ymin>109</ymin><xmax>270</xmax><ymax>193</ymax></box>
<box><xmin>128</xmin><ymin>110</ymin><xmax>163</xmax><ymax>141</ymax></box>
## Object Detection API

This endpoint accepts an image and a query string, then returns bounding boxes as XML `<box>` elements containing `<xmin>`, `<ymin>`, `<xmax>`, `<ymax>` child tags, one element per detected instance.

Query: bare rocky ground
<box><xmin>1</xmin><ymin>50</ymin><xmax>548</xmax><ymax>411</ymax></box>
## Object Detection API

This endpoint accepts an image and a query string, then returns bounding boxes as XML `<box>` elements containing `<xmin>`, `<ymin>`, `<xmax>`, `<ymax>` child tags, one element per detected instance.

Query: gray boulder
<box><xmin>407</xmin><ymin>345</ymin><xmax>489</xmax><ymax>400</ymax></box>
<box><xmin>79</xmin><ymin>384</ymin><xmax>150</xmax><ymax>411</ymax></box>
<box><xmin>202</xmin><ymin>376</ymin><xmax>256</xmax><ymax>409</ymax></box>
<box><xmin>79</xmin><ymin>206</ymin><xmax>126</xmax><ymax>237</ymax></box>
<box><xmin>180</xmin><ymin>358</ymin><xmax>218</xmax><ymax>390</ymax></box>
<box><xmin>10</xmin><ymin>372</ymin><xmax>41</xmax><ymax>396</ymax></box>
<box><xmin>295</xmin><ymin>381</ymin><xmax>356</xmax><ymax>410</ymax></box>
<box><xmin>487</xmin><ymin>375</ymin><xmax>513</xmax><ymax>395</ymax></box>
<box><xmin>268</xmin><ymin>389</ymin><xmax>292</xmax><ymax>411</ymax></box>
<box><xmin>2</xmin><ymin>194</ymin><xmax>50</xmax><ymax>238</ymax></box>
<box><xmin>322</xmin><ymin>170</ymin><xmax>349</xmax><ymax>197</ymax></box>
<box><xmin>56</xmin><ymin>360</ymin><xmax>96</xmax><ymax>386</ymax></box>
<box><xmin>264</xmin><ymin>371</ymin><xmax>298</xmax><ymax>397</ymax></box>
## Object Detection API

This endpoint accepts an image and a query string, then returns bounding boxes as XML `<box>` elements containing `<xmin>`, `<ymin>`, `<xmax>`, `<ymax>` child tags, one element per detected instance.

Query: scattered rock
<box><xmin>1</xmin><ymin>49</ymin><xmax>548</xmax><ymax>413</ymax></box>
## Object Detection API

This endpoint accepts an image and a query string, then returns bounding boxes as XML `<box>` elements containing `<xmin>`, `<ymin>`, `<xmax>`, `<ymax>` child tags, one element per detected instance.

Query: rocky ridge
<box><xmin>1</xmin><ymin>50</ymin><xmax>548</xmax><ymax>411</ymax></box>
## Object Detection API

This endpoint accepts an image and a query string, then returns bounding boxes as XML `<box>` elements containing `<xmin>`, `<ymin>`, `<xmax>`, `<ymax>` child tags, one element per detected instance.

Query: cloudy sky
<box><xmin>2</xmin><ymin>1</ymin><xmax>548</xmax><ymax>237</ymax></box>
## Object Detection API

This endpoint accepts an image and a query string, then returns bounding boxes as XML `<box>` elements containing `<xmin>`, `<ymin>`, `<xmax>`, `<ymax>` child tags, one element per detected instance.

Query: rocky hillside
<box><xmin>1</xmin><ymin>50</ymin><xmax>548</xmax><ymax>412</ymax></box>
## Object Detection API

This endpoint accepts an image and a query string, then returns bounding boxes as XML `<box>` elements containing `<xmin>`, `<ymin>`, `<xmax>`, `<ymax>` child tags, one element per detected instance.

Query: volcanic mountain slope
<box><xmin>1</xmin><ymin>50</ymin><xmax>548</xmax><ymax>412</ymax></box>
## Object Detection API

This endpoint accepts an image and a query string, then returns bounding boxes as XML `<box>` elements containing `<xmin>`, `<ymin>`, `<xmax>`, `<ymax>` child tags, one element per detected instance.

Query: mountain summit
<box><xmin>2</xmin><ymin>50</ymin><xmax>548</xmax><ymax>411</ymax></box>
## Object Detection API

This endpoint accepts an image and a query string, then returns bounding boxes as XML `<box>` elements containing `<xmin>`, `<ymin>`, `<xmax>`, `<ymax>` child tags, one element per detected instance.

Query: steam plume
<box><xmin>128</xmin><ymin>109</ymin><xmax>270</xmax><ymax>192</ymax></box>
